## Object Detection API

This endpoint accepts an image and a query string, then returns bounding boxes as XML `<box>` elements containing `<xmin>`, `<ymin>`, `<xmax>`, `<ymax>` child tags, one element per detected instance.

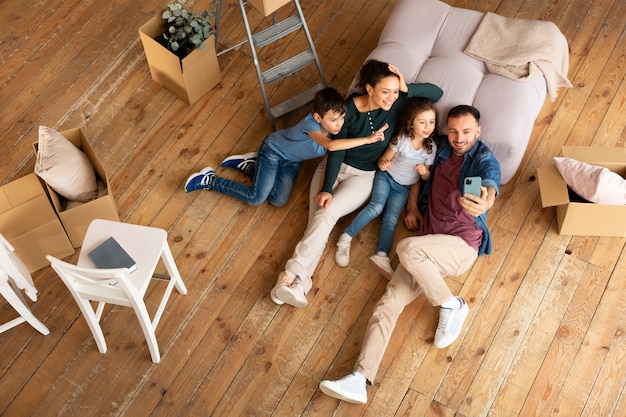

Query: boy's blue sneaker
<box><xmin>184</xmin><ymin>167</ymin><xmax>216</xmax><ymax>192</ymax></box>
<box><xmin>221</xmin><ymin>152</ymin><xmax>257</xmax><ymax>177</ymax></box>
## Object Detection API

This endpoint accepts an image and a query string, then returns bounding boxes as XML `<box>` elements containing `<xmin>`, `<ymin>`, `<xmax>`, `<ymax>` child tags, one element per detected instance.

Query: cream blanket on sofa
<box><xmin>464</xmin><ymin>12</ymin><xmax>572</xmax><ymax>101</ymax></box>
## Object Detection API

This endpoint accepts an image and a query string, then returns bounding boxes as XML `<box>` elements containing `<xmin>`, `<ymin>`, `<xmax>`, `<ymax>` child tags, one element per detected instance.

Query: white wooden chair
<box><xmin>0</xmin><ymin>234</ymin><xmax>50</xmax><ymax>335</ymax></box>
<box><xmin>46</xmin><ymin>219</ymin><xmax>187</xmax><ymax>363</ymax></box>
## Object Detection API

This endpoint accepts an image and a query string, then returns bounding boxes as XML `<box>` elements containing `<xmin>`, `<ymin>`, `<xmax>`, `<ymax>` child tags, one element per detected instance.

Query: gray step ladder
<box><xmin>215</xmin><ymin>0</ymin><xmax>327</xmax><ymax>130</ymax></box>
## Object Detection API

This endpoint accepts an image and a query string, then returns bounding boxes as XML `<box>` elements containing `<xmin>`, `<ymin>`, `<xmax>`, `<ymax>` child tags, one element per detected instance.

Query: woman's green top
<box><xmin>322</xmin><ymin>82</ymin><xmax>443</xmax><ymax>193</ymax></box>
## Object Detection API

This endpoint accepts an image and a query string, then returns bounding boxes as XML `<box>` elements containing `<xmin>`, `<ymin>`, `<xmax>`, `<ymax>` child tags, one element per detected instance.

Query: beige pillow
<box><xmin>553</xmin><ymin>157</ymin><xmax>626</xmax><ymax>205</ymax></box>
<box><xmin>35</xmin><ymin>126</ymin><xmax>98</xmax><ymax>202</ymax></box>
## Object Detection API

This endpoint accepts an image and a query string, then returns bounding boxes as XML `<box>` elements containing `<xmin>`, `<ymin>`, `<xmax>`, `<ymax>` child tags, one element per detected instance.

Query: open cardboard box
<box><xmin>138</xmin><ymin>15</ymin><xmax>221</xmax><ymax>105</ymax></box>
<box><xmin>0</xmin><ymin>174</ymin><xmax>74</xmax><ymax>272</ymax></box>
<box><xmin>247</xmin><ymin>0</ymin><xmax>292</xmax><ymax>16</ymax></box>
<box><xmin>34</xmin><ymin>128</ymin><xmax>120</xmax><ymax>248</ymax></box>
<box><xmin>537</xmin><ymin>146</ymin><xmax>626</xmax><ymax>237</ymax></box>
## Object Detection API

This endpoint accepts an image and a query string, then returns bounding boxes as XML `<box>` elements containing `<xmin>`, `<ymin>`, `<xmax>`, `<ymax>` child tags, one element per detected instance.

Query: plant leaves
<box><xmin>159</xmin><ymin>0</ymin><xmax>216</xmax><ymax>58</ymax></box>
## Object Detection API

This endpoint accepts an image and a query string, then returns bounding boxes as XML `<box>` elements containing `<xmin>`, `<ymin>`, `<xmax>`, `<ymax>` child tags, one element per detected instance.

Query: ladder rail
<box><xmin>293</xmin><ymin>0</ymin><xmax>327</xmax><ymax>87</ymax></box>
<box><xmin>214</xmin><ymin>0</ymin><xmax>327</xmax><ymax>130</ymax></box>
<box><xmin>237</xmin><ymin>0</ymin><xmax>275</xmax><ymax>128</ymax></box>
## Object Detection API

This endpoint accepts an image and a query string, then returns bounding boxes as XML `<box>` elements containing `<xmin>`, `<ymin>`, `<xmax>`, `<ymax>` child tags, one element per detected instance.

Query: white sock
<box><xmin>376</xmin><ymin>251</ymin><xmax>387</xmax><ymax>257</ymax></box>
<box><xmin>441</xmin><ymin>297</ymin><xmax>461</xmax><ymax>310</ymax></box>
<box><xmin>339</xmin><ymin>232</ymin><xmax>352</xmax><ymax>243</ymax></box>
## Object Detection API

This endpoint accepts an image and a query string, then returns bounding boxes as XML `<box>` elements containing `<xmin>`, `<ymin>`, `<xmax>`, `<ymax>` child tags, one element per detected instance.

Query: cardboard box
<box><xmin>247</xmin><ymin>0</ymin><xmax>292</xmax><ymax>16</ymax></box>
<box><xmin>35</xmin><ymin>128</ymin><xmax>120</xmax><ymax>248</ymax></box>
<box><xmin>537</xmin><ymin>146</ymin><xmax>626</xmax><ymax>237</ymax></box>
<box><xmin>139</xmin><ymin>15</ymin><xmax>221</xmax><ymax>105</ymax></box>
<box><xmin>0</xmin><ymin>174</ymin><xmax>74</xmax><ymax>272</ymax></box>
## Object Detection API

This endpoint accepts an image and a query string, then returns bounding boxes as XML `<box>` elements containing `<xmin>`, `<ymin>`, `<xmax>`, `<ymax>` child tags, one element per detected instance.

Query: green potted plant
<box><xmin>139</xmin><ymin>0</ymin><xmax>221</xmax><ymax>105</ymax></box>
<box><xmin>158</xmin><ymin>0</ymin><xmax>215</xmax><ymax>59</ymax></box>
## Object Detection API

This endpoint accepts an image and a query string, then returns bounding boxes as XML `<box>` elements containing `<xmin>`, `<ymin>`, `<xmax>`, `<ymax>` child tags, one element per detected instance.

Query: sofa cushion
<box><xmin>349</xmin><ymin>0</ymin><xmax>548</xmax><ymax>184</ymax></box>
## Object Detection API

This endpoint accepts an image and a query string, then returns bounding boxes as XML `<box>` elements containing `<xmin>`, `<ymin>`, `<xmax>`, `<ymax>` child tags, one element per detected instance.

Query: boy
<box><xmin>185</xmin><ymin>87</ymin><xmax>384</xmax><ymax>207</ymax></box>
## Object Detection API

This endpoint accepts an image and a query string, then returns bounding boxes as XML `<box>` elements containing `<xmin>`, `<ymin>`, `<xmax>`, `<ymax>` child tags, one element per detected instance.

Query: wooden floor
<box><xmin>1</xmin><ymin>0</ymin><xmax>625</xmax><ymax>415</ymax></box>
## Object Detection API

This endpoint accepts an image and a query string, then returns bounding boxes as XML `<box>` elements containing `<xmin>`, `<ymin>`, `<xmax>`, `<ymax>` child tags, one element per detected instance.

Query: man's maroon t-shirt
<box><xmin>419</xmin><ymin>153</ymin><xmax>482</xmax><ymax>251</ymax></box>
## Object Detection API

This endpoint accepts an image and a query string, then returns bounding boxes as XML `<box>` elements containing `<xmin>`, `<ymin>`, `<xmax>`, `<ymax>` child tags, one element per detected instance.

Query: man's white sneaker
<box><xmin>434</xmin><ymin>296</ymin><xmax>469</xmax><ymax>348</ymax></box>
<box><xmin>369</xmin><ymin>254</ymin><xmax>394</xmax><ymax>280</ymax></box>
<box><xmin>335</xmin><ymin>240</ymin><xmax>351</xmax><ymax>267</ymax></box>
<box><xmin>319</xmin><ymin>373</ymin><xmax>367</xmax><ymax>404</ymax></box>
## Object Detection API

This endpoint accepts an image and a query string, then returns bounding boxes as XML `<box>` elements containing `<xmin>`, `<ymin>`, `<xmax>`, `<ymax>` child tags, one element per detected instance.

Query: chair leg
<box><xmin>130</xmin><ymin>300</ymin><xmax>161</xmax><ymax>363</ymax></box>
<box><xmin>0</xmin><ymin>282</ymin><xmax>50</xmax><ymax>335</ymax></box>
<box><xmin>74</xmin><ymin>297</ymin><xmax>108</xmax><ymax>354</ymax></box>
<box><xmin>160</xmin><ymin>243</ymin><xmax>187</xmax><ymax>295</ymax></box>
<box><xmin>152</xmin><ymin>278</ymin><xmax>175</xmax><ymax>331</ymax></box>
<box><xmin>150</xmin><ymin>243</ymin><xmax>188</xmax><ymax>331</ymax></box>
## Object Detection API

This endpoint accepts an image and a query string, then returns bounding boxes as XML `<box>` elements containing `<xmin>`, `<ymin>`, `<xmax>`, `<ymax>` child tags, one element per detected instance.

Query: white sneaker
<box><xmin>369</xmin><ymin>254</ymin><xmax>393</xmax><ymax>280</ymax></box>
<box><xmin>270</xmin><ymin>271</ymin><xmax>292</xmax><ymax>305</ymax></box>
<box><xmin>434</xmin><ymin>296</ymin><xmax>469</xmax><ymax>348</ymax></box>
<box><xmin>319</xmin><ymin>373</ymin><xmax>367</xmax><ymax>404</ymax></box>
<box><xmin>335</xmin><ymin>240</ymin><xmax>351</xmax><ymax>267</ymax></box>
<box><xmin>272</xmin><ymin>271</ymin><xmax>308</xmax><ymax>308</ymax></box>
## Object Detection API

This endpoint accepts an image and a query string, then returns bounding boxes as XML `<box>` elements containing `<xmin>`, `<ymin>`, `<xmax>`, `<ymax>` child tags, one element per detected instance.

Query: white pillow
<box><xmin>553</xmin><ymin>157</ymin><xmax>626</xmax><ymax>205</ymax></box>
<box><xmin>35</xmin><ymin>126</ymin><xmax>98</xmax><ymax>202</ymax></box>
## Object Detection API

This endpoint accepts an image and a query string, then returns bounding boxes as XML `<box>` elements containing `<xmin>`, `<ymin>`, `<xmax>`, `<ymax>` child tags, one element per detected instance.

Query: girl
<box><xmin>271</xmin><ymin>60</ymin><xmax>443</xmax><ymax>308</ymax></box>
<box><xmin>335</xmin><ymin>98</ymin><xmax>438</xmax><ymax>279</ymax></box>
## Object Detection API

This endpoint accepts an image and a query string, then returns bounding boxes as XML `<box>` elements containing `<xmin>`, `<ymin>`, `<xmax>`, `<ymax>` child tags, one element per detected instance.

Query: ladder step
<box><xmin>253</xmin><ymin>15</ymin><xmax>302</xmax><ymax>47</ymax></box>
<box><xmin>270</xmin><ymin>83</ymin><xmax>325</xmax><ymax>119</ymax></box>
<box><xmin>262</xmin><ymin>51</ymin><xmax>315</xmax><ymax>84</ymax></box>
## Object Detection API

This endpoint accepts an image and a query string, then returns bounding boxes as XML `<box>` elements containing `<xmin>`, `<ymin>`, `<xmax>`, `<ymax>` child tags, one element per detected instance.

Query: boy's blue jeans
<box><xmin>345</xmin><ymin>170</ymin><xmax>411</xmax><ymax>254</ymax></box>
<box><xmin>212</xmin><ymin>140</ymin><xmax>301</xmax><ymax>207</ymax></box>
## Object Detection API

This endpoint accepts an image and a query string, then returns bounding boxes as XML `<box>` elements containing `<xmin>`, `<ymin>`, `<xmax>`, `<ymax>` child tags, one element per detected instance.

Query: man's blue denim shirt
<box><xmin>418</xmin><ymin>137</ymin><xmax>501</xmax><ymax>255</ymax></box>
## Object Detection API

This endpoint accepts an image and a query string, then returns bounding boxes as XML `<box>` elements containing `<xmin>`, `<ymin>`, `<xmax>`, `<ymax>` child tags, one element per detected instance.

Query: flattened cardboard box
<box><xmin>0</xmin><ymin>174</ymin><xmax>74</xmax><ymax>272</ymax></box>
<box><xmin>247</xmin><ymin>0</ymin><xmax>292</xmax><ymax>16</ymax></box>
<box><xmin>34</xmin><ymin>128</ymin><xmax>120</xmax><ymax>248</ymax></box>
<box><xmin>537</xmin><ymin>146</ymin><xmax>626</xmax><ymax>237</ymax></box>
<box><xmin>139</xmin><ymin>15</ymin><xmax>221</xmax><ymax>105</ymax></box>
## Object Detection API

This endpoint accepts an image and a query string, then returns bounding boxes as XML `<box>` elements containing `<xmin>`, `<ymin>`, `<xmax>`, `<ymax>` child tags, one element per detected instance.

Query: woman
<box><xmin>272</xmin><ymin>59</ymin><xmax>443</xmax><ymax>308</ymax></box>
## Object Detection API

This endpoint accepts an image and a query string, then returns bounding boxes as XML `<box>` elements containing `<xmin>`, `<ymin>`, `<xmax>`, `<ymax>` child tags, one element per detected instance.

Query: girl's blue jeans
<box><xmin>345</xmin><ymin>170</ymin><xmax>411</xmax><ymax>254</ymax></box>
<box><xmin>212</xmin><ymin>140</ymin><xmax>301</xmax><ymax>207</ymax></box>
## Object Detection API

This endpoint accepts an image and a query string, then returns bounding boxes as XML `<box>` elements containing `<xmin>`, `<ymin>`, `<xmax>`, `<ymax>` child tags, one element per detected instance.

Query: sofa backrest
<box><xmin>349</xmin><ymin>0</ymin><xmax>547</xmax><ymax>184</ymax></box>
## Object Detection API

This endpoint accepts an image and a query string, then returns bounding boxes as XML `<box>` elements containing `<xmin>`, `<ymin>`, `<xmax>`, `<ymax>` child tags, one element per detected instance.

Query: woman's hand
<box><xmin>314</xmin><ymin>192</ymin><xmax>333</xmax><ymax>208</ymax></box>
<box><xmin>388</xmin><ymin>64</ymin><xmax>408</xmax><ymax>92</ymax></box>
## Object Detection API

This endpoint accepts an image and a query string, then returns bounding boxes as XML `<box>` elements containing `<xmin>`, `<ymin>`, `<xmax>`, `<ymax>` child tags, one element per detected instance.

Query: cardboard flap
<box><xmin>561</xmin><ymin>146</ymin><xmax>626</xmax><ymax>164</ymax></box>
<box><xmin>0</xmin><ymin>174</ymin><xmax>41</xmax><ymax>209</ymax></box>
<box><xmin>182</xmin><ymin>35</ymin><xmax>217</xmax><ymax>72</ymax></box>
<box><xmin>537</xmin><ymin>165</ymin><xmax>570</xmax><ymax>208</ymax></box>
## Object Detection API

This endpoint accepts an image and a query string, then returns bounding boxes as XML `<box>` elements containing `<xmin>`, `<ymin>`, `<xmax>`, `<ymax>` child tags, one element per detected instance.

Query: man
<box><xmin>319</xmin><ymin>105</ymin><xmax>501</xmax><ymax>404</ymax></box>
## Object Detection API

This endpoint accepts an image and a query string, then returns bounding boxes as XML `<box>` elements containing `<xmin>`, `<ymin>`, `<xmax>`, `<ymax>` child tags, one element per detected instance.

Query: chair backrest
<box><xmin>0</xmin><ymin>234</ymin><xmax>38</xmax><ymax>301</ymax></box>
<box><xmin>46</xmin><ymin>256</ymin><xmax>142</xmax><ymax>309</ymax></box>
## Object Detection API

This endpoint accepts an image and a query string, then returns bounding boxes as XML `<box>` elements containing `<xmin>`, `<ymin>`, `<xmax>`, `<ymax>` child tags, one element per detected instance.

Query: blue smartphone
<box><xmin>463</xmin><ymin>176</ymin><xmax>482</xmax><ymax>202</ymax></box>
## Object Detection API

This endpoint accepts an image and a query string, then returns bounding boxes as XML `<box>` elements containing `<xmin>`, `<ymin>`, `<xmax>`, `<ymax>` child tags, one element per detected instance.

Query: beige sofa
<box><xmin>350</xmin><ymin>0</ymin><xmax>551</xmax><ymax>184</ymax></box>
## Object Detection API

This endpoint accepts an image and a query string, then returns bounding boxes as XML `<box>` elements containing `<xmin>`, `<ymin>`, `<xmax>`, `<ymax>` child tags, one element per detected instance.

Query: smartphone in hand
<box><xmin>463</xmin><ymin>176</ymin><xmax>482</xmax><ymax>202</ymax></box>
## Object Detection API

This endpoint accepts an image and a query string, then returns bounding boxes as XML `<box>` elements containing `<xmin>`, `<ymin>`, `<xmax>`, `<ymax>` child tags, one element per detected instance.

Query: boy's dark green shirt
<box><xmin>322</xmin><ymin>83</ymin><xmax>443</xmax><ymax>193</ymax></box>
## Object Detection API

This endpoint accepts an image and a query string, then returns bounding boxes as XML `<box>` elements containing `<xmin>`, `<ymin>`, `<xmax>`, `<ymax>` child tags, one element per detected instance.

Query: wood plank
<box><xmin>455</xmin><ymin>225</ymin><xmax>571</xmax><ymax>416</ymax></box>
<box><xmin>518</xmin><ymin>262</ymin><xmax>616</xmax><ymax>416</ymax></box>
<box><xmin>545</xmin><ymin>250</ymin><xmax>626</xmax><ymax>417</ymax></box>
<box><xmin>0</xmin><ymin>0</ymin><xmax>625</xmax><ymax>416</ymax></box>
